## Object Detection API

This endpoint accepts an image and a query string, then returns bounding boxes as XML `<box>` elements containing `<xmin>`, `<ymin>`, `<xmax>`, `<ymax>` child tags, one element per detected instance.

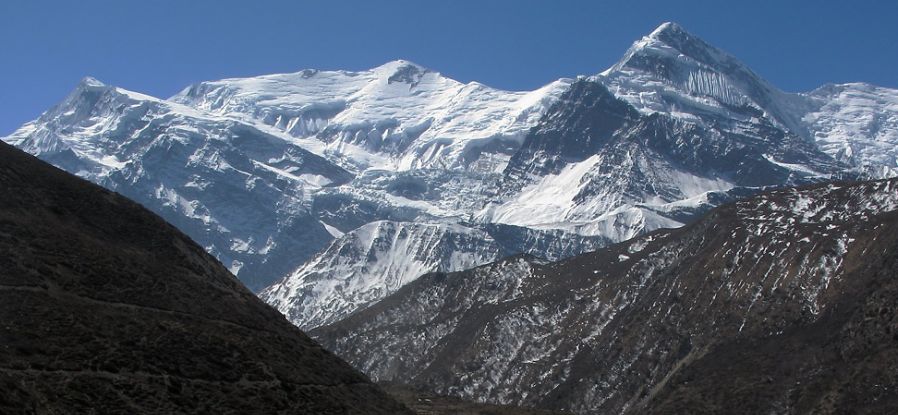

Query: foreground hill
<box><xmin>315</xmin><ymin>178</ymin><xmax>898</xmax><ymax>414</ymax></box>
<box><xmin>0</xmin><ymin>141</ymin><xmax>409</xmax><ymax>414</ymax></box>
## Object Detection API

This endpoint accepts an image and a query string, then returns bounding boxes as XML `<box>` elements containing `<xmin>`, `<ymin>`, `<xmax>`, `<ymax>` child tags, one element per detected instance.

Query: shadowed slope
<box><xmin>0</xmin><ymin>141</ymin><xmax>410</xmax><ymax>414</ymax></box>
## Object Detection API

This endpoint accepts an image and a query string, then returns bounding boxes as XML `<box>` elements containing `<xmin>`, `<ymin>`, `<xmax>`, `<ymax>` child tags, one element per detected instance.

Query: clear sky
<box><xmin>2</xmin><ymin>0</ymin><xmax>897</xmax><ymax>135</ymax></box>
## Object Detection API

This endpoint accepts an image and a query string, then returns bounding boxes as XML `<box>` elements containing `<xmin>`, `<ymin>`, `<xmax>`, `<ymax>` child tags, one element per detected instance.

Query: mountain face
<box><xmin>169</xmin><ymin>60</ymin><xmax>571</xmax><ymax>173</ymax></box>
<box><xmin>260</xmin><ymin>221</ymin><xmax>503</xmax><ymax>330</ymax></box>
<box><xmin>313</xmin><ymin>178</ymin><xmax>898</xmax><ymax>414</ymax></box>
<box><xmin>4</xmin><ymin>78</ymin><xmax>352</xmax><ymax>291</ymax></box>
<box><xmin>482</xmin><ymin>76</ymin><xmax>842</xmax><ymax>239</ymax></box>
<box><xmin>0</xmin><ymin>142</ymin><xmax>410</xmax><ymax>414</ymax></box>
<box><xmin>261</xmin><ymin>220</ymin><xmax>609</xmax><ymax>330</ymax></box>
<box><xmin>803</xmin><ymin>82</ymin><xmax>898</xmax><ymax>178</ymax></box>
<box><xmin>6</xmin><ymin>22</ymin><xmax>898</xmax><ymax>330</ymax></box>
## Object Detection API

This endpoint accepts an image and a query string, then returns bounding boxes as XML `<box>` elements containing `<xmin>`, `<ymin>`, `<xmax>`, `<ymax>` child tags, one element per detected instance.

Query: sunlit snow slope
<box><xmin>171</xmin><ymin>60</ymin><xmax>571</xmax><ymax>173</ymax></box>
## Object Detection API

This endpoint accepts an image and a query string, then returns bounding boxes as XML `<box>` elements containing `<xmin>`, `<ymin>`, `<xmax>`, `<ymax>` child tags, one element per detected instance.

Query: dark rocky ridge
<box><xmin>315</xmin><ymin>178</ymin><xmax>898</xmax><ymax>414</ymax></box>
<box><xmin>503</xmin><ymin>80</ymin><xmax>639</xmax><ymax>180</ymax></box>
<box><xmin>503</xmin><ymin>79</ymin><xmax>845</xmax><ymax>195</ymax></box>
<box><xmin>0</xmin><ymin>141</ymin><xmax>410</xmax><ymax>414</ymax></box>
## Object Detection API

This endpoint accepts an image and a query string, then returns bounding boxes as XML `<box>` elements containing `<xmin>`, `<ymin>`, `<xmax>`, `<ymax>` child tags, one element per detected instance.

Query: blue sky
<box><xmin>2</xmin><ymin>0</ymin><xmax>897</xmax><ymax>135</ymax></box>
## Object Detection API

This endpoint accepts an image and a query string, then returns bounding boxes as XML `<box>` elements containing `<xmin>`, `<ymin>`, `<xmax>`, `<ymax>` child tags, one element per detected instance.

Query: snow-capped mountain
<box><xmin>5</xmin><ymin>22</ymin><xmax>898</xmax><ymax>329</ymax></box>
<box><xmin>600</xmin><ymin>22</ymin><xmax>810</xmax><ymax>134</ymax></box>
<box><xmin>3</xmin><ymin>65</ymin><xmax>569</xmax><ymax>293</ymax></box>
<box><xmin>598</xmin><ymin>22</ymin><xmax>898</xmax><ymax>178</ymax></box>
<box><xmin>314</xmin><ymin>178</ymin><xmax>898</xmax><ymax>414</ymax></box>
<box><xmin>482</xmin><ymin>77</ymin><xmax>842</xmax><ymax>238</ymax></box>
<box><xmin>171</xmin><ymin>60</ymin><xmax>571</xmax><ymax>173</ymax></box>
<box><xmin>480</xmin><ymin>22</ymin><xmax>869</xmax><ymax>239</ymax></box>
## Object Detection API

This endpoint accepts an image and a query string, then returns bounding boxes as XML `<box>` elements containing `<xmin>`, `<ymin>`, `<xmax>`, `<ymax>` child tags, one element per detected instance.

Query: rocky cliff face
<box><xmin>0</xmin><ymin>141</ymin><xmax>409</xmax><ymax>414</ymax></box>
<box><xmin>314</xmin><ymin>178</ymin><xmax>898</xmax><ymax>414</ymax></box>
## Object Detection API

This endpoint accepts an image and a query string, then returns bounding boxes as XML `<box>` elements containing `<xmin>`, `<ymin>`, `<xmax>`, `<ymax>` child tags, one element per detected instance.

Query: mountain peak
<box><xmin>373</xmin><ymin>59</ymin><xmax>428</xmax><ymax>74</ymax></box>
<box><xmin>66</xmin><ymin>76</ymin><xmax>159</xmax><ymax>108</ymax></box>
<box><xmin>51</xmin><ymin>76</ymin><xmax>116</xmax><ymax>120</ymax></box>
<box><xmin>74</xmin><ymin>76</ymin><xmax>112</xmax><ymax>93</ymax></box>
<box><xmin>378</xmin><ymin>59</ymin><xmax>424</xmax><ymax>69</ymax></box>
<box><xmin>373</xmin><ymin>59</ymin><xmax>434</xmax><ymax>85</ymax></box>
<box><xmin>602</xmin><ymin>21</ymin><xmax>775</xmax><ymax>96</ymax></box>
<box><xmin>599</xmin><ymin>22</ymin><xmax>813</xmax><ymax>154</ymax></box>
<box><xmin>78</xmin><ymin>76</ymin><xmax>106</xmax><ymax>88</ymax></box>
<box><xmin>630</xmin><ymin>22</ymin><xmax>718</xmax><ymax>63</ymax></box>
<box><xmin>647</xmin><ymin>21</ymin><xmax>685</xmax><ymax>39</ymax></box>
<box><xmin>647</xmin><ymin>22</ymin><xmax>719</xmax><ymax>58</ymax></box>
